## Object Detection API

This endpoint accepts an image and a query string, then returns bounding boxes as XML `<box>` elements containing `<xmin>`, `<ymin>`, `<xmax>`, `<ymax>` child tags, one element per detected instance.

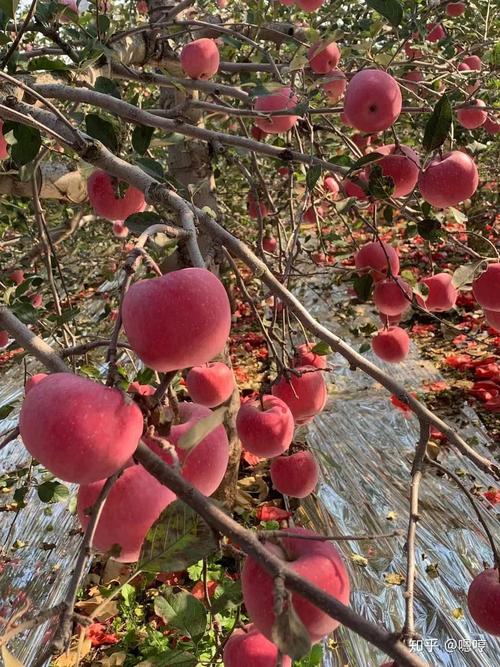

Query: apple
<box><xmin>355</xmin><ymin>241</ymin><xmax>400</xmax><ymax>279</ymax></box>
<box><xmin>447</xmin><ymin>2</ymin><xmax>466</xmax><ymax>17</ymax></box>
<box><xmin>251</xmin><ymin>125</ymin><xmax>268</xmax><ymax>141</ymax></box>
<box><xmin>270</xmin><ymin>450</ymin><xmax>319</xmax><ymax>498</ymax></box>
<box><xmin>417</xmin><ymin>273</ymin><xmax>458</xmax><ymax>312</ymax></box>
<box><xmin>296</xmin><ymin>0</ymin><xmax>325</xmax><ymax>10</ymax></box>
<box><xmin>483</xmin><ymin>116</ymin><xmax>500</xmax><ymax>134</ymax></box>
<box><xmin>303</xmin><ymin>204</ymin><xmax>326</xmax><ymax>225</ymax></box>
<box><xmin>57</xmin><ymin>0</ymin><xmax>78</xmax><ymax>22</ymax></box>
<box><xmin>254</xmin><ymin>88</ymin><xmax>299</xmax><ymax>135</ymax></box>
<box><xmin>462</xmin><ymin>54</ymin><xmax>481</xmax><ymax>70</ymax></box>
<box><xmin>19</xmin><ymin>373</ymin><xmax>144</xmax><ymax>484</ymax></box>
<box><xmin>0</xmin><ymin>120</ymin><xmax>8</xmax><ymax>159</ymax></box>
<box><xmin>373</xmin><ymin>277</ymin><xmax>412</xmax><ymax>316</ymax></box>
<box><xmin>323</xmin><ymin>175</ymin><xmax>339</xmax><ymax>198</ymax></box>
<box><xmin>293</xmin><ymin>343</ymin><xmax>328</xmax><ymax>369</ymax></box>
<box><xmin>371</xmin><ymin>326</ymin><xmax>410</xmax><ymax>363</ymax></box>
<box><xmin>180</xmin><ymin>39</ymin><xmax>220</xmax><ymax>80</ymax></box>
<box><xmin>271</xmin><ymin>366</ymin><xmax>327</xmax><ymax>424</ymax></box>
<box><xmin>456</xmin><ymin>100</ymin><xmax>487</xmax><ymax>129</ymax></box>
<box><xmin>0</xmin><ymin>330</ymin><xmax>9</xmax><ymax>348</ymax></box>
<box><xmin>467</xmin><ymin>568</ymin><xmax>500</xmax><ymax>636</ymax></box>
<box><xmin>236</xmin><ymin>395</ymin><xmax>294</xmax><ymax>458</ymax></box>
<box><xmin>122</xmin><ymin>268</ymin><xmax>231</xmax><ymax>372</ymax></box>
<box><xmin>112</xmin><ymin>222</ymin><xmax>129</xmax><ymax>238</ymax></box>
<box><xmin>223</xmin><ymin>625</ymin><xmax>291</xmax><ymax>667</ymax></box>
<box><xmin>375</xmin><ymin>144</ymin><xmax>420</xmax><ymax>198</ymax></box>
<box><xmin>87</xmin><ymin>170</ymin><xmax>146</xmax><ymax>222</ymax></box>
<box><xmin>128</xmin><ymin>381</ymin><xmax>155</xmax><ymax>396</ymax></box>
<box><xmin>402</xmin><ymin>70</ymin><xmax>424</xmax><ymax>94</ymax></box>
<box><xmin>404</xmin><ymin>42</ymin><xmax>423</xmax><ymax>59</ymax></box>
<box><xmin>25</xmin><ymin>373</ymin><xmax>48</xmax><ymax>393</ymax></box>
<box><xmin>8</xmin><ymin>269</ymin><xmax>25</xmax><ymax>285</ymax></box>
<box><xmin>418</xmin><ymin>151</ymin><xmax>478</xmax><ymax>208</ymax></box>
<box><xmin>137</xmin><ymin>0</ymin><xmax>148</xmax><ymax>13</ymax></box>
<box><xmin>248</xmin><ymin>194</ymin><xmax>269</xmax><ymax>220</ymax></box>
<box><xmin>78</xmin><ymin>463</ymin><xmax>175</xmax><ymax>562</ymax></box>
<box><xmin>472</xmin><ymin>263</ymin><xmax>500</xmax><ymax>311</ymax></box>
<box><xmin>186</xmin><ymin>362</ymin><xmax>234</xmax><ymax>408</ymax></box>
<box><xmin>343</xmin><ymin>175</ymin><xmax>368</xmax><ymax>200</ymax></box>
<box><xmin>484</xmin><ymin>309</ymin><xmax>500</xmax><ymax>332</ymax></box>
<box><xmin>241</xmin><ymin>527</ymin><xmax>350</xmax><ymax>643</ymax></box>
<box><xmin>307</xmin><ymin>42</ymin><xmax>341</xmax><ymax>74</ymax></box>
<box><xmin>426</xmin><ymin>23</ymin><xmax>446</xmax><ymax>43</ymax></box>
<box><xmin>321</xmin><ymin>70</ymin><xmax>347</xmax><ymax>102</ymax></box>
<box><xmin>263</xmin><ymin>235</ymin><xmax>277</xmax><ymax>253</ymax></box>
<box><xmin>30</xmin><ymin>294</ymin><xmax>43</xmax><ymax>309</ymax></box>
<box><xmin>343</xmin><ymin>69</ymin><xmax>402</xmax><ymax>133</ymax></box>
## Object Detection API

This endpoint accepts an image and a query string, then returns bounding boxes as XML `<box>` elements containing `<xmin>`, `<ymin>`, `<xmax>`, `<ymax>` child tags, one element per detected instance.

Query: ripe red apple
<box><xmin>137</xmin><ymin>0</ymin><xmax>148</xmax><ymax>14</ymax></box>
<box><xmin>0</xmin><ymin>120</ymin><xmax>8</xmax><ymax>159</ymax></box>
<box><xmin>236</xmin><ymin>395</ymin><xmax>294</xmax><ymax>458</ymax></box>
<box><xmin>112</xmin><ymin>222</ymin><xmax>129</xmax><ymax>238</ymax></box>
<box><xmin>447</xmin><ymin>2</ymin><xmax>466</xmax><ymax>16</ymax></box>
<box><xmin>355</xmin><ymin>241</ymin><xmax>400</xmax><ymax>279</ymax></box>
<box><xmin>87</xmin><ymin>170</ymin><xmax>146</xmax><ymax>222</ymax></box>
<box><xmin>128</xmin><ymin>381</ymin><xmax>155</xmax><ymax>396</ymax></box>
<box><xmin>312</xmin><ymin>251</ymin><xmax>326</xmax><ymax>266</ymax></box>
<box><xmin>57</xmin><ymin>0</ymin><xmax>78</xmax><ymax>22</ymax></box>
<box><xmin>25</xmin><ymin>373</ymin><xmax>48</xmax><ymax>393</ymax></box>
<box><xmin>263</xmin><ymin>234</ymin><xmax>277</xmax><ymax>253</ymax></box>
<box><xmin>122</xmin><ymin>268</ymin><xmax>231</xmax><ymax>372</ymax></box>
<box><xmin>456</xmin><ymin>100</ymin><xmax>487</xmax><ymax>129</ymax></box>
<box><xmin>472</xmin><ymin>263</ymin><xmax>500</xmax><ymax>311</ymax></box>
<box><xmin>254</xmin><ymin>88</ymin><xmax>299</xmax><ymax>135</ymax></box>
<box><xmin>402</xmin><ymin>70</ymin><xmax>424</xmax><ymax>94</ymax></box>
<box><xmin>0</xmin><ymin>330</ymin><xmax>8</xmax><ymax>348</ymax></box>
<box><xmin>251</xmin><ymin>125</ymin><xmax>268</xmax><ymax>141</ymax></box>
<box><xmin>426</xmin><ymin>23</ymin><xmax>446</xmax><ymax>42</ymax></box>
<box><xmin>78</xmin><ymin>463</ymin><xmax>175</xmax><ymax>562</ymax></box>
<box><xmin>483</xmin><ymin>116</ymin><xmax>500</xmax><ymax>134</ymax></box>
<box><xmin>404</xmin><ymin>42</ymin><xmax>423</xmax><ymax>59</ymax></box>
<box><xmin>294</xmin><ymin>343</ymin><xmax>328</xmax><ymax>369</ymax></box>
<box><xmin>19</xmin><ymin>373</ymin><xmax>144</xmax><ymax>484</ymax></box>
<box><xmin>186</xmin><ymin>362</ymin><xmax>234</xmax><ymax>408</ymax></box>
<box><xmin>418</xmin><ymin>151</ymin><xmax>478</xmax><ymax>208</ymax></box>
<box><xmin>417</xmin><ymin>273</ymin><xmax>458</xmax><ymax>312</ymax></box>
<box><xmin>241</xmin><ymin>527</ymin><xmax>350</xmax><ymax>643</ymax></box>
<box><xmin>323</xmin><ymin>175</ymin><xmax>339</xmax><ymax>198</ymax></box>
<box><xmin>379</xmin><ymin>311</ymin><xmax>406</xmax><ymax>326</ymax></box>
<box><xmin>344</xmin><ymin>70</ymin><xmax>402</xmax><ymax>133</ymax></box>
<box><xmin>296</xmin><ymin>0</ymin><xmax>325</xmax><ymax>10</ymax></box>
<box><xmin>373</xmin><ymin>277</ymin><xmax>412</xmax><ymax>316</ymax></box>
<box><xmin>343</xmin><ymin>176</ymin><xmax>368</xmax><ymax>200</ymax></box>
<box><xmin>8</xmin><ymin>269</ymin><xmax>25</xmax><ymax>285</ymax></box>
<box><xmin>223</xmin><ymin>625</ymin><xmax>291</xmax><ymax>667</ymax></box>
<box><xmin>30</xmin><ymin>293</ymin><xmax>42</xmax><ymax>309</ymax></box>
<box><xmin>321</xmin><ymin>70</ymin><xmax>346</xmax><ymax>102</ymax></box>
<box><xmin>248</xmin><ymin>194</ymin><xmax>269</xmax><ymax>219</ymax></box>
<box><xmin>303</xmin><ymin>204</ymin><xmax>326</xmax><ymax>225</ymax></box>
<box><xmin>372</xmin><ymin>326</ymin><xmax>410</xmax><ymax>363</ymax></box>
<box><xmin>467</xmin><ymin>568</ymin><xmax>500</xmax><ymax>636</ymax></box>
<box><xmin>270</xmin><ymin>451</ymin><xmax>319</xmax><ymax>498</ymax></box>
<box><xmin>462</xmin><ymin>54</ymin><xmax>481</xmax><ymax>70</ymax></box>
<box><xmin>375</xmin><ymin>144</ymin><xmax>420</xmax><ymax>198</ymax></box>
<box><xmin>148</xmin><ymin>401</ymin><xmax>229</xmax><ymax>496</ymax></box>
<box><xmin>307</xmin><ymin>41</ymin><xmax>341</xmax><ymax>74</ymax></box>
<box><xmin>180</xmin><ymin>38</ymin><xmax>220</xmax><ymax>80</ymax></box>
<box><xmin>272</xmin><ymin>366</ymin><xmax>327</xmax><ymax>424</ymax></box>
<box><xmin>484</xmin><ymin>309</ymin><xmax>500</xmax><ymax>331</ymax></box>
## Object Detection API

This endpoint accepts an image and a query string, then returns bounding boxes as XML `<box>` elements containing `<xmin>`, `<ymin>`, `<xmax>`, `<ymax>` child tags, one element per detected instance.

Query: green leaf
<box><xmin>11</xmin><ymin>300</ymin><xmax>38</xmax><ymax>324</ymax></box>
<box><xmin>0</xmin><ymin>0</ymin><xmax>19</xmax><ymax>23</ymax></box>
<box><xmin>27</xmin><ymin>57</ymin><xmax>70</xmax><ymax>72</ymax></box>
<box><xmin>311</xmin><ymin>341</ymin><xmax>331</xmax><ymax>356</ymax></box>
<box><xmin>0</xmin><ymin>403</ymin><xmax>15</xmax><ymax>419</ymax></box>
<box><xmin>210</xmin><ymin>579</ymin><xmax>242</xmax><ymax>614</ymax></box>
<box><xmin>125</xmin><ymin>210</ymin><xmax>163</xmax><ymax>234</ymax></box>
<box><xmin>85</xmin><ymin>113</ymin><xmax>118</xmax><ymax>153</ymax></box>
<box><xmin>120</xmin><ymin>582</ymin><xmax>136</xmax><ymax>607</ymax></box>
<box><xmin>8</xmin><ymin>124</ymin><xmax>41</xmax><ymax>167</ymax></box>
<box><xmin>132</xmin><ymin>124</ymin><xmax>154</xmax><ymax>155</ymax></box>
<box><xmin>177</xmin><ymin>406</ymin><xmax>226</xmax><ymax>452</ymax></box>
<box><xmin>151</xmin><ymin>652</ymin><xmax>197</xmax><ymax>667</ymax></box>
<box><xmin>452</xmin><ymin>261</ymin><xmax>485</xmax><ymax>288</ymax></box>
<box><xmin>139</xmin><ymin>500</ymin><xmax>218</xmax><ymax>574</ymax></box>
<box><xmin>37</xmin><ymin>481</ymin><xmax>69</xmax><ymax>504</ymax></box>
<box><xmin>271</xmin><ymin>603</ymin><xmax>312</xmax><ymax>660</ymax></box>
<box><xmin>328</xmin><ymin>154</ymin><xmax>354</xmax><ymax>168</ymax></box>
<box><xmin>359</xmin><ymin>342</ymin><xmax>371</xmax><ymax>354</ymax></box>
<box><xmin>368</xmin><ymin>165</ymin><xmax>394</xmax><ymax>199</ymax></box>
<box><xmin>352</xmin><ymin>273</ymin><xmax>373</xmax><ymax>301</ymax></box>
<box><xmin>154</xmin><ymin>590</ymin><xmax>207</xmax><ymax>642</ymax></box>
<box><xmin>306</xmin><ymin>165</ymin><xmax>322</xmax><ymax>191</ymax></box>
<box><xmin>136</xmin><ymin>157</ymin><xmax>164</xmax><ymax>180</ymax></box>
<box><xmin>417</xmin><ymin>218</ymin><xmax>442</xmax><ymax>241</ymax></box>
<box><xmin>366</xmin><ymin>0</ymin><xmax>403</xmax><ymax>28</ymax></box>
<box><xmin>94</xmin><ymin>76</ymin><xmax>121</xmax><ymax>99</ymax></box>
<box><xmin>349</xmin><ymin>152</ymin><xmax>384</xmax><ymax>172</ymax></box>
<box><xmin>422</xmin><ymin>94</ymin><xmax>452</xmax><ymax>152</ymax></box>
<box><xmin>296</xmin><ymin>644</ymin><xmax>323</xmax><ymax>667</ymax></box>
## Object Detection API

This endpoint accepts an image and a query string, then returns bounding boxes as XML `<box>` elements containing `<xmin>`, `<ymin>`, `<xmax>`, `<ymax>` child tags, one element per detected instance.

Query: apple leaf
<box><xmin>132</xmin><ymin>124</ymin><xmax>154</xmax><ymax>155</ymax></box>
<box><xmin>85</xmin><ymin>113</ymin><xmax>118</xmax><ymax>153</ymax></box>
<box><xmin>306</xmin><ymin>165</ymin><xmax>322</xmax><ymax>191</ymax></box>
<box><xmin>451</xmin><ymin>261</ymin><xmax>486</xmax><ymax>288</ymax></box>
<box><xmin>423</xmin><ymin>94</ymin><xmax>452</xmax><ymax>152</ymax></box>
<box><xmin>271</xmin><ymin>603</ymin><xmax>312</xmax><ymax>660</ymax></box>
<box><xmin>366</xmin><ymin>0</ymin><xmax>403</xmax><ymax>28</ymax></box>
<box><xmin>349</xmin><ymin>151</ymin><xmax>384</xmax><ymax>173</ymax></box>
<box><xmin>417</xmin><ymin>218</ymin><xmax>442</xmax><ymax>241</ymax></box>
<box><xmin>154</xmin><ymin>590</ymin><xmax>208</xmax><ymax>642</ymax></box>
<box><xmin>177</xmin><ymin>406</ymin><xmax>226</xmax><ymax>451</ymax></box>
<box><xmin>311</xmin><ymin>341</ymin><xmax>331</xmax><ymax>356</ymax></box>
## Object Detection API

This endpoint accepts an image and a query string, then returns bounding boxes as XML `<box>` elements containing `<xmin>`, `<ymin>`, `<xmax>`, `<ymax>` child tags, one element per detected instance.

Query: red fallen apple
<box><xmin>270</xmin><ymin>451</ymin><xmax>319</xmax><ymax>498</ymax></box>
<box><xmin>87</xmin><ymin>170</ymin><xmax>146</xmax><ymax>222</ymax></box>
<box><xmin>223</xmin><ymin>625</ymin><xmax>291</xmax><ymax>667</ymax></box>
<box><xmin>323</xmin><ymin>175</ymin><xmax>339</xmax><ymax>198</ymax></box>
<box><xmin>355</xmin><ymin>241</ymin><xmax>400</xmax><ymax>279</ymax></box>
<box><xmin>447</xmin><ymin>2</ymin><xmax>466</xmax><ymax>17</ymax></box>
<box><xmin>262</xmin><ymin>235</ymin><xmax>277</xmax><ymax>253</ymax></box>
<box><xmin>307</xmin><ymin>41</ymin><xmax>341</xmax><ymax>74</ymax></box>
<box><xmin>236</xmin><ymin>395</ymin><xmax>294</xmax><ymax>458</ymax></box>
<box><xmin>186</xmin><ymin>362</ymin><xmax>234</xmax><ymax>408</ymax></box>
<box><xmin>241</xmin><ymin>527</ymin><xmax>350</xmax><ymax>643</ymax></box>
<box><xmin>321</xmin><ymin>70</ymin><xmax>347</xmax><ymax>102</ymax></box>
<box><xmin>467</xmin><ymin>568</ymin><xmax>500</xmax><ymax>636</ymax></box>
<box><xmin>0</xmin><ymin>330</ymin><xmax>9</xmax><ymax>348</ymax></box>
<box><xmin>372</xmin><ymin>326</ymin><xmax>410</xmax><ymax>363</ymax></box>
<box><xmin>248</xmin><ymin>194</ymin><xmax>269</xmax><ymax>220</ymax></box>
<box><xmin>343</xmin><ymin>69</ymin><xmax>402</xmax><ymax>133</ymax></box>
<box><xmin>78</xmin><ymin>463</ymin><xmax>175</xmax><ymax>562</ymax></box>
<box><xmin>373</xmin><ymin>277</ymin><xmax>412</xmax><ymax>316</ymax></box>
<box><xmin>254</xmin><ymin>88</ymin><xmax>299</xmax><ymax>134</ymax></box>
<box><xmin>418</xmin><ymin>151</ymin><xmax>478</xmax><ymax>208</ymax></box>
<box><xmin>426</xmin><ymin>23</ymin><xmax>446</xmax><ymax>42</ymax></box>
<box><xmin>484</xmin><ymin>309</ymin><xmax>500</xmax><ymax>332</ymax></box>
<box><xmin>0</xmin><ymin>120</ymin><xmax>8</xmax><ymax>159</ymax></box>
<box><xmin>417</xmin><ymin>273</ymin><xmax>458</xmax><ymax>312</ymax></box>
<box><xmin>472</xmin><ymin>263</ymin><xmax>500</xmax><ymax>311</ymax></box>
<box><xmin>293</xmin><ymin>343</ymin><xmax>328</xmax><ymax>370</ymax></box>
<box><xmin>456</xmin><ymin>100</ymin><xmax>487</xmax><ymax>129</ymax></box>
<box><xmin>374</xmin><ymin>144</ymin><xmax>420</xmax><ymax>198</ymax></box>
<box><xmin>147</xmin><ymin>402</ymin><xmax>229</xmax><ymax>496</ymax></box>
<box><xmin>180</xmin><ymin>38</ymin><xmax>220</xmax><ymax>80</ymax></box>
<box><xmin>25</xmin><ymin>373</ymin><xmax>48</xmax><ymax>393</ymax></box>
<box><xmin>271</xmin><ymin>366</ymin><xmax>327</xmax><ymax>424</ymax></box>
<box><xmin>19</xmin><ymin>373</ymin><xmax>144</xmax><ymax>484</ymax></box>
<box><xmin>122</xmin><ymin>268</ymin><xmax>231</xmax><ymax>372</ymax></box>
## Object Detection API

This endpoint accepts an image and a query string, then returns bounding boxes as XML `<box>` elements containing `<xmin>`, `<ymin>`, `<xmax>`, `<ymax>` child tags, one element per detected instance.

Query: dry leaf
<box><xmin>384</xmin><ymin>572</ymin><xmax>405</xmax><ymax>586</ymax></box>
<box><xmin>54</xmin><ymin>639</ymin><xmax>91</xmax><ymax>667</ymax></box>
<box><xmin>350</xmin><ymin>553</ymin><xmax>368</xmax><ymax>567</ymax></box>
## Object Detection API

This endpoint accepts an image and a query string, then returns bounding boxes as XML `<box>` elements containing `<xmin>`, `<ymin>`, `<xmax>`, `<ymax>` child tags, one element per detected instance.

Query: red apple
<box><xmin>270</xmin><ymin>451</ymin><xmax>319</xmax><ymax>498</ymax></box>
<box><xmin>303</xmin><ymin>204</ymin><xmax>326</xmax><ymax>225</ymax></box>
<box><xmin>307</xmin><ymin>41</ymin><xmax>341</xmax><ymax>74</ymax></box>
<box><xmin>321</xmin><ymin>70</ymin><xmax>346</xmax><ymax>102</ymax></box>
<box><xmin>293</xmin><ymin>343</ymin><xmax>328</xmax><ymax>369</ymax></box>
<box><xmin>344</xmin><ymin>69</ymin><xmax>402</xmax><ymax>133</ymax></box>
<box><xmin>483</xmin><ymin>116</ymin><xmax>500</xmax><ymax>134</ymax></box>
<box><xmin>122</xmin><ymin>268</ymin><xmax>231</xmax><ymax>372</ymax></box>
<box><xmin>25</xmin><ymin>373</ymin><xmax>48</xmax><ymax>393</ymax></box>
<box><xmin>19</xmin><ymin>373</ymin><xmax>144</xmax><ymax>484</ymax></box>
<box><xmin>323</xmin><ymin>175</ymin><xmax>339</xmax><ymax>198</ymax></box>
<box><xmin>402</xmin><ymin>70</ymin><xmax>424</xmax><ymax>94</ymax></box>
<box><xmin>263</xmin><ymin>235</ymin><xmax>277</xmax><ymax>253</ymax></box>
<box><xmin>0</xmin><ymin>120</ymin><xmax>8</xmax><ymax>159</ymax></box>
<box><xmin>355</xmin><ymin>241</ymin><xmax>400</xmax><ymax>279</ymax></box>
<box><xmin>8</xmin><ymin>269</ymin><xmax>25</xmax><ymax>285</ymax></box>
<box><xmin>87</xmin><ymin>170</ymin><xmax>146</xmax><ymax>222</ymax></box>
<box><xmin>462</xmin><ymin>54</ymin><xmax>481</xmax><ymax>71</ymax></box>
<box><xmin>426</xmin><ymin>23</ymin><xmax>446</xmax><ymax>43</ymax></box>
<box><xmin>373</xmin><ymin>277</ymin><xmax>412</xmax><ymax>316</ymax></box>
<box><xmin>251</xmin><ymin>125</ymin><xmax>268</xmax><ymax>141</ymax></box>
<box><xmin>112</xmin><ymin>222</ymin><xmax>129</xmax><ymax>238</ymax></box>
<box><xmin>0</xmin><ymin>330</ymin><xmax>9</xmax><ymax>348</ymax></box>
<box><xmin>223</xmin><ymin>625</ymin><xmax>291</xmax><ymax>667</ymax></box>
<box><xmin>447</xmin><ymin>2</ymin><xmax>466</xmax><ymax>17</ymax></box>
<box><xmin>417</xmin><ymin>273</ymin><xmax>458</xmax><ymax>312</ymax></box>
<box><xmin>248</xmin><ymin>194</ymin><xmax>269</xmax><ymax>219</ymax></box>
<box><xmin>375</xmin><ymin>144</ymin><xmax>420</xmax><ymax>198</ymax></box>
<box><xmin>236</xmin><ymin>395</ymin><xmax>294</xmax><ymax>458</ymax></box>
<box><xmin>484</xmin><ymin>309</ymin><xmax>500</xmax><ymax>331</ymax></box>
<box><xmin>254</xmin><ymin>88</ymin><xmax>299</xmax><ymax>135</ymax></box>
<box><xmin>241</xmin><ymin>527</ymin><xmax>350</xmax><ymax>643</ymax></box>
<box><xmin>472</xmin><ymin>263</ymin><xmax>500</xmax><ymax>311</ymax></box>
<box><xmin>467</xmin><ymin>568</ymin><xmax>500</xmax><ymax>636</ymax></box>
<box><xmin>418</xmin><ymin>151</ymin><xmax>478</xmax><ymax>208</ymax></box>
<box><xmin>343</xmin><ymin>175</ymin><xmax>368</xmax><ymax>200</ymax></box>
<box><xmin>372</xmin><ymin>326</ymin><xmax>410</xmax><ymax>363</ymax></box>
<box><xmin>456</xmin><ymin>100</ymin><xmax>487</xmax><ymax>129</ymax></box>
<box><xmin>180</xmin><ymin>39</ymin><xmax>220</xmax><ymax>80</ymax></box>
<box><xmin>186</xmin><ymin>362</ymin><xmax>235</xmax><ymax>408</ymax></box>
<box><xmin>296</xmin><ymin>0</ymin><xmax>325</xmax><ymax>10</ymax></box>
<box><xmin>272</xmin><ymin>366</ymin><xmax>327</xmax><ymax>424</ymax></box>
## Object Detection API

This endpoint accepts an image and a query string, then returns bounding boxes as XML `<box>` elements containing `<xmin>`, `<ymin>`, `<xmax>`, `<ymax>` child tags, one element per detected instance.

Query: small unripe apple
<box><xmin>180</xmin><ymin>39</ymin><xmax>220</xmax><ymax>80</ymax></box>
<box><xmin>87</xmin><ymin>170</ymin><xmax>146</xmax><ymax>222</ymax></box>
<box><xmin>418</xmin><ymin>151</ymin><xmax>478</xmax><ymax>208</ymax></box>
<box><xmin>344</xmin><ymin>69</ymin><xmax>402</xmax><ymax>133</ymax></box>
<box><xmin>272</xmin><ymin>366</ymin><xmax>327</xmax><ymax>424</ymax></box>
<box><xmin>254</xmin><ymin>88</ymin><xmax>299</xmax><ymax>135</ymax></box>
<box><xmin>472</xmin><ymin>263</ymin><xmax>500</xmax><ymax>311</ymax></box>
<box><xmin>447</xmin><ymin>2</ymin><xmax>466</xmax><ymax>17</ymax></box>
<box><xmin>456</xmin><ymin>100</ymin><xmax>487</xmax><ymax>129</ymax></box>
<box><xmin>372</xmin><ymin>326</ymin><xmax>410</xmax><ymax>363</ymax></box>
<box><xmin>467</xmin><ymin>569</ymin><xmax>500</xmax><ymax>636</ymax></box>
<box><xmin>223</xmin><ymin>624</ymin><xmax>291</xmax><ymax>667</ymax></box>
<box><xmin>426</xmin><ymin>23</ymin><xmax>446</xmax><ymax>43</ymax></box>
<box><xmin>270</xmin><ymin>450</ymin><xmax>319</xmax><ymax>497</ymax></box>
<box><xmin>0</xmin><ymin>330</ymin><xmax>8</xmax><ymax>348</ymax></box>
<box><xmin>236</xmin><ymin>395</ymin><xmax>294</xmax><ymax>458</ymax></box>
<box><xmin>0</xmin><ymin>120</ymin><xmax>8</xmax><ymax>159</ymax></box>
<box><xmin>186</xmin><ymin>362</ymin><xmax>235</xmax><ymax>407</ymax></box>
<box><xmin>321</xmin><ymin>70</ymin><xmax>346</xmax><ymax>102</ymax></box>
<box><xmin>307</xmin><ymin>41</ymin><xmax>341</xmax><ymax>74</ymax></box>
<box><xmin>294</xmin><ymin>343</ymin><xmax>328</xmax><ymax>369</ymax></box>
<box><xmin>373</xmin><ymin>277</ymin><xmax>412</xmax><ymax>316</ymax></box>
<box><xmin>355</xmin><ymin>241</ymin><xmax>400</xmax><ymax>279</ymax></box>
